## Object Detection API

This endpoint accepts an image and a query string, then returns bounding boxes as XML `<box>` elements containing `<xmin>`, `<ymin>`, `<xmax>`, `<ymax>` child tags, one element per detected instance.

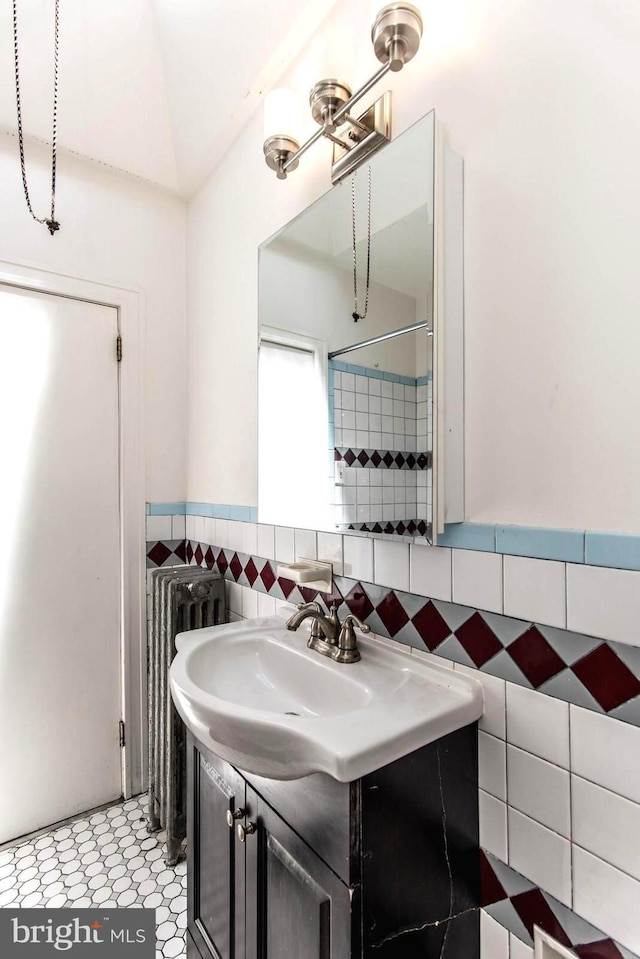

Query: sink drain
<box><xmin>284</xmin><ymin>711</ymin><xmax>300</xmax><ymax>716</ymax></box>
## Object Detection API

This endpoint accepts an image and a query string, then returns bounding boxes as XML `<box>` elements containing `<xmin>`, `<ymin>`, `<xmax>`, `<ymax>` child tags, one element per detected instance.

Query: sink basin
<box><xmin>169</xmin><ymin>615</ymin><xmax>483</xmax><ymax>782</ymax></box>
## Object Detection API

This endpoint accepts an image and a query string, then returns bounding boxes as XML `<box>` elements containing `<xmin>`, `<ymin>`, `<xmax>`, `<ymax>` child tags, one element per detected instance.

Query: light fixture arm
<box><xmin>264</xmin><ymin>3</ymin><xmax>423</xmax><ymax>182</ymax></box>
<box><xmin>282</xmin><ymin>62</ymin><xmax>392</xmax><ymax>175</ymax></box>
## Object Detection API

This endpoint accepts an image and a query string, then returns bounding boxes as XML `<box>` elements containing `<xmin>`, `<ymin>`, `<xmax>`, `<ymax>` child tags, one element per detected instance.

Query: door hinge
<box><xmin>119</xmin><ymin>720</ymin><xmax>126</xmax><ymax>748</ymax></box>
<box><xmin>116</xmin><ymin>334</ymin><xmax>122</xmax><ymax>363</ymax></box>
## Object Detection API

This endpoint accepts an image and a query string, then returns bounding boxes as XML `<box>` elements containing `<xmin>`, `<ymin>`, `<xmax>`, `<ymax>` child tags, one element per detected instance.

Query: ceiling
<box><xmin>0</xmin><ymin>0</ymin><xmax>338</xmax><ymax>197</ymax></box>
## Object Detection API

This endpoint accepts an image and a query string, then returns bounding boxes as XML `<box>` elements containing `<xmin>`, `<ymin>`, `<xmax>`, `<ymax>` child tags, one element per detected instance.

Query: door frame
<box><xmin>0</xmin><ymin>258</ymin><xmax>146</xmax><ymax>800</ymax></box>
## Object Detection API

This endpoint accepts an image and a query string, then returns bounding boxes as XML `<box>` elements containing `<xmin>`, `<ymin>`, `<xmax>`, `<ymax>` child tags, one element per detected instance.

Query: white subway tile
<box><xmin>242</xmin><ymin>586</ymin><xmax>258</xmax><ymax>620</ymax></box>
<box><xmin>343</xmin><ymin>536</ymin><xmax>374</xmax><ymax>582</ymax></box>
<box><xmin>203</xmin><ymin>516</ymin><xmax>216</xmax><ymax>546</ymax></box>
<box><xmin>257</xmin><ymin>592</ymin><xmax>277</xmax><ymax>617</ymax></box>
<box><xmin>507</xmin><ymin>746</ymin><xmax>570</xmax><ymax>838</ymax></box>
<box><xmin>373</xmin><ymin>539</ymin><xmax>410</xmax><ymax>591</ymax></box>
<box><xmin>409</xmin><ymin>543</ymin><xmax>452</xmax><ymax>601</ymax></box>
<box><xmin>294</xmin><ymin>528</ymin><xmax>317</xmax><ymax>561</ymax></box>
<box><xmin>567</xmin><ymin>563</ymin><xmax>640</xmax><ymax>647</ymax></box>
<box><xmin>453</xmin><ymin>549</ymin><xmax>503</xmax><ymax>614</ymax></box>
<box><xmin>572</xmin><ymin>775</ymin><xmax>640</xmax><ymax>881</ymax></box>
<box><xmin>317</xmin><ymin>532</ymin><xmax>344</xmax><ymax>576</ymax></box>
<box><xmin>257</xmin><ymin>524</ymin><xmax>275</xmax><ymax>559</ymax></box>
<box><xmin>455</xmin><ymin>665</ymin><xmax>506</xmax><ymax>739</ymax></box>
<box><xmin>481</xmin><ymin>911</ymin><xmax>509</xmax><ymax>959</ymax></box>
<box><xmin>573</xmin><ymin>846</ymin><xmax>640</xmax><ymax>955</ymax></box>
<box><xmin>479</xmin><ymin>733</ymin><xmax>506</xmax><ymax>800</ymax></box>
<box><xmin>506</xmin><ymin>683</ymin><xmax>570</xmax><ymax>768</ymax></box>
<box><xmin>171</xmin><ymin>515</ymin><xmax>186</xmax><ymax>540</ymax></box>
<box><xmin>227</xmin><ymin>521</ymin><xmax>244</xmax><ymax>553</ymax></box>
<box><xmin>275</xmin><ymin>526</ymin><xmax>295</xmax><ymax>563</ymax></box>
<box><xmin>226</xmin><ymin>581</ymin><xmax>243</xmax><ymax>616</ymax></box>
<box><xmin>185</xmin><ymin>515</ymin><xmax>195</xmax><ymax>541</ymax></box>
<box><xmin>508</xmin><ymin>809</ymin><xmax>571</xmax><ymax>905</ymax></box>
<box><xmin>147</xmin><ymin>515</ymin><xmax>172</xmax><ymax>541</ymax></box>
<box><xmin>479</xmin><ymin>790</ymin><xmax>508</xmax><ymax>862</ymax></box>
<box><xmin>510</xmin><ymin>934</ymin><xmax>534</xmax><ymax>959</ymax></box>
<box><xmin>503</xmin><ymin>556</ymin><xmax>566</xmax><ymax>628</ymax></box>
<box><xmin>193</xmin><ymin>515</ymin><xmax>206</xmax><ymax>544</ymax></box>
<box><xmin>215</xmin><ymin>518</ymin><xmax>228</xmax><ymax>548</ymax></box>
<box><xmin>241</xmin><ymin>522</ymin><xmax>258</xmax><ymax>556</ymax></box>
<box><xmin>570</xmin><ymin>706</ymin><xmax>640</xmax><ymax>805</ymax></box>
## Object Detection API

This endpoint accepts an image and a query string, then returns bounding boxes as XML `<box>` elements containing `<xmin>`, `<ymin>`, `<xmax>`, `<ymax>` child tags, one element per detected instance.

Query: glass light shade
<box><xmin>263</xmin><ymin>89</ymin><xmax>302</xmax><ymax>140</ymax></box>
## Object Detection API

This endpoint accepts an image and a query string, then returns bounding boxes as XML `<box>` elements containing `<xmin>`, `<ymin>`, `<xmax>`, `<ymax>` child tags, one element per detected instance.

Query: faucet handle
<box><xmin>336</xmin><ymin>613</ymin><xmax>370</xmax><ymax>663</ymax></box>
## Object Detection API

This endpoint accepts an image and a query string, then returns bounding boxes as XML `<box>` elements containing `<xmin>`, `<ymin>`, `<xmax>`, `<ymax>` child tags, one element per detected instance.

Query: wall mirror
<box><xmin>258</xmin><ymin>109</ymin><xmax>463</xmax><ymax>545</ymax></box>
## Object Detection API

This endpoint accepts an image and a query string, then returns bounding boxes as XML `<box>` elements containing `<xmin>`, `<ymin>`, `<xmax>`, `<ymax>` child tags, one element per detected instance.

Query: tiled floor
<box><xmin>0</xmin><ymin>794</ymin><xmax>186</xmax><ymax>958</ymax></box>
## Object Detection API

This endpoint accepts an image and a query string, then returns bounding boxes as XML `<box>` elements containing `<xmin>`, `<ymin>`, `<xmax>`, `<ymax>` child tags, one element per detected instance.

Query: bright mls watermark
<box><xmin>0</xmin><ymin>909</ymin><xmax>156</xmax><ymax>957</ymax></box>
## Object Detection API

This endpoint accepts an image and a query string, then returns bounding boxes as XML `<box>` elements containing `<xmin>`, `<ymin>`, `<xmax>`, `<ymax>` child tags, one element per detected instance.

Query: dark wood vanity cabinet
<box><xmin>186</xmin><ymin>726</ymin><xmax>479</xmax><ymax>959</ymax></box>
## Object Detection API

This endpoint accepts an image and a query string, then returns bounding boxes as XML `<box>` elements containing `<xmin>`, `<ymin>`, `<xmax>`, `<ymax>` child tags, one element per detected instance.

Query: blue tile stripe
<box><xmin>147</xmin><ymin>506</ymin><xmax>640</xmax><ymax>573</ymax></box>
<box><xmin>496</xmin><ymin>525</ymin><xmax>585</xmax><ymax>563</ymax></box>
<box><xmin>329</xmin><ymin>358</ymin><xmax>418</xmax><ymax>386</ymax></box>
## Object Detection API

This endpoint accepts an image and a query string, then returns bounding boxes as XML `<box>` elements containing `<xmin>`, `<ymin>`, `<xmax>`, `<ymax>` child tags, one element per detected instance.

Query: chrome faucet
<box><xmin>285</xmin><ymin>602</ymin><xmax>370</xmax><ymax>664</ymax></box>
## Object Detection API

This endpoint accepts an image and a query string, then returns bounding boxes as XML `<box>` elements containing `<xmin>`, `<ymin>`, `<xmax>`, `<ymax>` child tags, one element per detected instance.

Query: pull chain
<box><xmin>351</xmin><ymin>166</ymin><xmax>372</xmax><ymax>322</ymax></box>
<box><xmin>12</xmin><ymin>0</ymin><xmax>61</xmax><ymax>236</ymax></box>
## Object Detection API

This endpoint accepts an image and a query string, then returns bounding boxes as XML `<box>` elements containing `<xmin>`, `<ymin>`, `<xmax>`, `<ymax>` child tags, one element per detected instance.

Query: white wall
<box><xmin>0</xmin><ymin>136</ymin><xmax>187</xmax><ymax>501</ymax></box>
<box><xmin>188</xmin><ymin>0</ymin><xmax>640</xmax><ymax>533</ymax></box>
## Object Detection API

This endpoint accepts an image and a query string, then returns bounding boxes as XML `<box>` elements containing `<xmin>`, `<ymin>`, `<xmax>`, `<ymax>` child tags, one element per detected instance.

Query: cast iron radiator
<box><xmin>148</xmin><ymin>565</ymin><xmax>226</xmax><ymax>864</ymax></box>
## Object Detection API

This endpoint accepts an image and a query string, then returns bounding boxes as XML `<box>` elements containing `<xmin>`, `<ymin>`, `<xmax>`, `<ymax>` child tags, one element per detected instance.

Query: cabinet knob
<box><xmin>236</xmin><ymin>821</ymin><xmax>256</xmax><ymax>843</ymax></box>
<box><xmin>226</xmin><ymin>807</ymin><xmax>245</xmax><ymax>828</ymax></box>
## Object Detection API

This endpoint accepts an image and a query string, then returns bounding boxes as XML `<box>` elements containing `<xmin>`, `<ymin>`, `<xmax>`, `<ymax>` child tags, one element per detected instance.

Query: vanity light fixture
<box><xmin>263</xmin><ymin>3</ymin><xmax>423</xmax><ymax>184</ymax></box>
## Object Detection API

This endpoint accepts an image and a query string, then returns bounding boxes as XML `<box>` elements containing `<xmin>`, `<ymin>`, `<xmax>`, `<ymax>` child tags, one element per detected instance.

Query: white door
<box><xmin>0</xmin><ymin>284</ymin><xmax>122</xmax><ymax>844</ymax></box>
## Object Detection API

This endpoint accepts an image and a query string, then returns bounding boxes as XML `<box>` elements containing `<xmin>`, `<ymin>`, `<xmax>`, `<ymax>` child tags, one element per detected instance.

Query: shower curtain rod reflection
<box><xmin>328</xmin><ymin>320</ymin><xmax>433</xmax><ymax>360</ymax></box>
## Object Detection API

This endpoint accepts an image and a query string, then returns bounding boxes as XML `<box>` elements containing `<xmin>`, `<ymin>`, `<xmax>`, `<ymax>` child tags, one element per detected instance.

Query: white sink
<box><xmin>169</xmin><ymin>615</ymin><xmax>483</xmax><ymax>782</ymax></box>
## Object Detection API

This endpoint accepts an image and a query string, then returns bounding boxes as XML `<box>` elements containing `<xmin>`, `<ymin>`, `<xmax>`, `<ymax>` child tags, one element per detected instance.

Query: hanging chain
<box><xmin>12</xmin><ymin>0</ymin><xmax>61</xmax><ymax>236</ymax></box>
<box><xmin>351</xmin><ymin>165</ymin><xmax>372</xmax><ymax>322</ymax></box>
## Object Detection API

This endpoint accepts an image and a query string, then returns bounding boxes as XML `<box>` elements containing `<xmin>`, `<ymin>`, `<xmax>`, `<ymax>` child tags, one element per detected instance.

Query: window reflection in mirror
<box><xmin>258</xmin><ymin>111</ymin><xmax>435</xmax><ymax>541</ymax></box>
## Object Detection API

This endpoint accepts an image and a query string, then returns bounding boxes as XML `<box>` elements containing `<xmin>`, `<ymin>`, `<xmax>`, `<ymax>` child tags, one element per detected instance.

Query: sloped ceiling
<box><xmin>0</xmin><ymin>0</ymin><xmax>338</xmax><ymax>197</ymax></box>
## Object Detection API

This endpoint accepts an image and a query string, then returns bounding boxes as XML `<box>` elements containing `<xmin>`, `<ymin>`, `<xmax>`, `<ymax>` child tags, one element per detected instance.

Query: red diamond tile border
<box><xmin>506</xmin><ymin>626</ymin><xmax>566</xmax><ymax>689</ymax></box>
<box><xmin>345</xmin><ymin>583</ymin><xmax>375</xmax><ymax>622</ymax></box>
<box><xmin>147</xmin><ymin>537</ymin><xmax>640</xmax><ymax>726</ymax></box>
<box><xmin>455</xmin><ymin>612</ymin><xmax>503</xmax><ymax>668</ymax></box>
<box><xmin>481</xmin><ymin>852</ymin><xmax>635</xmax><ymax>959</ymax></box>
<box><xmin>376</xmin><ymin>592</ymin><xmax>409</xmax><ymax>637</ymax></box>
<box><xmin>412</xmin><ymin>601</ymin><xmax>451</xmax><ymax>652</ymax></box>
<box><xmin>571</xmin><ymin>643</ymin><xmax>640</xmax><ymax>712</ymax></box>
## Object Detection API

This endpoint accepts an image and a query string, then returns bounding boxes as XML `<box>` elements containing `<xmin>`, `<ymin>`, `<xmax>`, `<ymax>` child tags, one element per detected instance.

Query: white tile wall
<box><xmin>573</xmin><ymin>847</ymin><xmax>640</xmax><ymax>955</ymax></box>
<box><xmin>479</xmin><ymin>790</ymin><xmax>508</xmax><ymax>861</ymax></box>
<box><xmin>147</xmin><ymin>515</ymin><xmax>172</xmax><ymax>540</ymax></box>
<box><xmin>373</xmin><ymin>539</ymin><xmax>410</xmax><ymax>591</ymax></box>
<box><xmin>510</xmin><ymin>934</ymin><xmax>534</xmax><ymax>959</ymax></box>
<box><xmin>503</xmin><ymin>556</ymin><xmax>566</xmax><ymax>628</ymax></box>
<box><xmin>506</xmin><ymin>683</ymin><xmax>570</xmax><ymax>768</ymax></box>
<box><xmin>567</xmin><ymin>563</ymin><xmax>640</xmax><ymax>646</ymax></box>
<box><xmin>478</xmin><ymin>733</ymin><xmax>507</xmax><ymax>800</ymax></box>
<box><xmin>572</xmin><ymin>775</ymin><xmax>640</xmax><ymax>880</ymax></box>
<box><xmin>317</xmin><ymin>532</ymin><xmax>344</xmax><ymax>575</ymax></box>
<box><xmin>455</xmin><ymin>664</ymin><xmax>506</xmax><ymax>739</ymax></box>
<box><xmin>161</xmin><ymin>514</ymin><xmax>640</xmax><ymax>954</ymax></box>
<box><xmin>481</xmin><ymin>910</ymin><xmax>510</xmax><ymax>958</ymax></box>
<box><xmin>343</xmin><ymin>535</ymin><xmax>374</xmax><ymax>582</ymax></box>
<box><xmin>508</xmin><ymin>809</ymin><xmax>572</xmax><ymax>906</ymax></box>
<box><xmin>506</xmin><ymin>746</ymin><xmax>571</xmax><ymax>838</ymax></box>
<box><xmin>294</xmin><ymin>528</ymin><xmax>317</xmax><ymax>561</ymax></box>
<box><xmin>409</xmin><ymin>543</ymin><xmax>452</xmax><ymax>601</ymax></box>
<box><xmin>453</xmin><ymin>550</ymin><xmax>503</xmax><ymax>614</ymax></box>
<box><xmin>275</xmin><ymin>526</ymin><xmax>295</xmax><ymax>563</ymax></box>
<box><xmin>570</xmin><ymin>706</ymin><xmax>640</xmax><ymax>805</ymax></box>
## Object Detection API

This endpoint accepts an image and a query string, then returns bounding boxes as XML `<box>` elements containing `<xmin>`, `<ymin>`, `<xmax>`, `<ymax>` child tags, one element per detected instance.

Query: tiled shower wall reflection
<box><xmin>329</xmin><ymin>360</ymin><xmax>432</xmax><ymax>530</ymax></box>
<box><xmin>147</xmin><ymin>511</ymin><xmax>640</xmax><ymax>959</ymax></box>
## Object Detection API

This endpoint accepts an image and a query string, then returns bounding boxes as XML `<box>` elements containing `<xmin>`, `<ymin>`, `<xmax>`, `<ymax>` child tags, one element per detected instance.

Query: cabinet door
<box><xmin>188</xmin><ymin>740</ymin><xmax>246</xmax><ymax>959</ymax></box>
<box><xmin>245</xmin><ymin>787</ymin><xmax>352</xmax><ymax>959</ymax></box>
